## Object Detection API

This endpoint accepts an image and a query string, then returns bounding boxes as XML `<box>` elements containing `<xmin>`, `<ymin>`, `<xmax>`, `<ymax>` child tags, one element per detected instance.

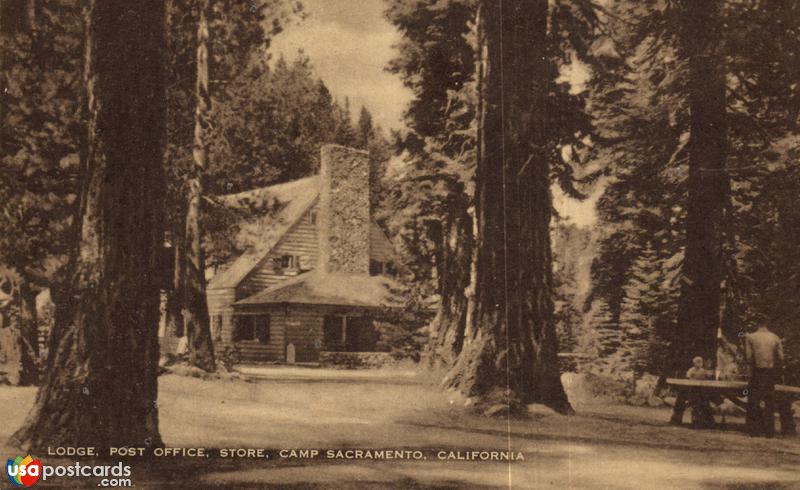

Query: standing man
<box><xmin>744</xmin><ymin>324</ymin><xmax>785</xmax><ymax>437</ymax></box>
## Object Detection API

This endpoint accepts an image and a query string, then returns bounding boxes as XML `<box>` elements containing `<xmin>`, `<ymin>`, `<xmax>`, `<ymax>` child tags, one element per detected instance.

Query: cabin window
<box><xmin>323</xmin><ymin>315</ymin><xmax>344</xmax><ymax>346</ymax></box>
<box><xmin>233</xmin><ymin>315</ymin><xmax>270</xmax><ymax>344</ymax></box>
<box><xmin>369</xmin><ymin>260</ymin><xmax>384</xmax><ymax>276</ymax></box>
<box><xmin>322</xmin><ymin>315</ymin><xmax>376</xmax><ymax>352</ymax></box>
<box><xmin>255</xmin><ymin>315</ymin><xmax>270</xmax><ymax>343</ymax></box>
<box><xmin>273</xmin><ymin>255</ymin><xmax>302</xmax><ymax>274</ymax></box>
<box><xmin>233</xmin><ymin>316</ymin><xmax>251</xmax><ymax>342</ymax></box>
<box><xmin>370</xmin><ymin>260</ymin><xmax>396</xmax><ymax>277</ymax></box>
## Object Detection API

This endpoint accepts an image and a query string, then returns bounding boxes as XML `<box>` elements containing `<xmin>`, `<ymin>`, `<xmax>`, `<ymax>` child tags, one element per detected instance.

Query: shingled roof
<box><xmin>235</xmin><ymin>270</ymin><xmax>403</xmax><ymax>309</ymax></box>
<box><xmin>206</xmin><ymin>149</ymin><xmax>402</xmax><ymax>310</ymax></box>
<box><xmin>207</xmin><ymin>176</ymin><xmax>320</xmax><ymax>289</ymax></box>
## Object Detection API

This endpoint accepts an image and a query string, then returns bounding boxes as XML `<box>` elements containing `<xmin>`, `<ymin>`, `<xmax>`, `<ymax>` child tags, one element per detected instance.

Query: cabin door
<box><xmin>345</xmin><ymin>316</ymin><xmax>376</xmax><ymax>352</ymax></box>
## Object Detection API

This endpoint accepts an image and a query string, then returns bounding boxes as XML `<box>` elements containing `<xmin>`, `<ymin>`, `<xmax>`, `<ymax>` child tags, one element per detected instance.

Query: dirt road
<box><xmin>1</xmin><ymin>371</ymin><xmax>798</xmax><ymax>488</ymax></box>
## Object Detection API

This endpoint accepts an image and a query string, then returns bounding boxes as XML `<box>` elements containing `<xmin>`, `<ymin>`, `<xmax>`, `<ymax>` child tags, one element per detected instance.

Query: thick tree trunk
<box><xmin>11</xmin><ymin>0</ymin><xmax>166</xmax><ymax>451</ymax></box>
<box><xmin>429</xmin><ymin>200</ymin><xmax>474</xmax><ymax>367</ymax></box>
<box><xmin>674</xmin><ymin>0</ymin><xmax>728</xmax><ymax>374</ymax></box>
<box><xmin>182</xmin><ymin>0</ymin><xmax>215</xmax><ymax>372</ymax></box>
<box><xmin>0</xmin><ymin>0</ymin><xmax>32</xmax><ymax>36</ymax></box>
<box><xmin>443</xmin><ymin>0</ymin><xmax>572</xmax><ymax>416</ymax></box>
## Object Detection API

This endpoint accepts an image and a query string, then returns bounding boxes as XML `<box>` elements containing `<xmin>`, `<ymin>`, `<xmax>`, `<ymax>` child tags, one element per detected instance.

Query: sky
<box><xmin>269</xmin><ymin>0</ymin><xmax>412</xmax><ymax>131</ymax></box>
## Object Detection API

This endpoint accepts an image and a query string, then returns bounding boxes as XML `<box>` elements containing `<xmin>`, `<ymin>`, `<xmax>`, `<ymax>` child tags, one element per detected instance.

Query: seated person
<box><xmin>687</xmin><ymin>357</ymin><xmax>716</xmax><ymax>427</ymax></box>
<box><xmin>670</xmin><ymin>356</ymin><xmax>716</xmax><ymax>427</ymax></box>
<box><xmin>686</xmin><ymin>356</ymin><xmax>711</xmax><ymax>380</ymax></box>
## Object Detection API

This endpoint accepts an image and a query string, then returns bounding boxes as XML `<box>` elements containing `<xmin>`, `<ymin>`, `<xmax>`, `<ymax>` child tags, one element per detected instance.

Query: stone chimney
<box><xmin>318</xmin><ymin>144</ymin><xmax>370</xmax><ymax>274</ymax></box>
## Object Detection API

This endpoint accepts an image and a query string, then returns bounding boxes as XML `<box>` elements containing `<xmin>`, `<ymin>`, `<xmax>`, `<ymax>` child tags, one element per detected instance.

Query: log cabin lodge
<box><xmin>159</xmin><ymin>145</ymin><xmax>402</xmax><ymax>363</ymax></box>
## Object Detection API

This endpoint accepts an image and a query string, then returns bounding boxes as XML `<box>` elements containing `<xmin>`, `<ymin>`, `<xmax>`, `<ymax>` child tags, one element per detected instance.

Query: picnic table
<box><xmin>666</xmin><ymin>378</ymin><xmax>800</xmax><ymax>435</ymax></box>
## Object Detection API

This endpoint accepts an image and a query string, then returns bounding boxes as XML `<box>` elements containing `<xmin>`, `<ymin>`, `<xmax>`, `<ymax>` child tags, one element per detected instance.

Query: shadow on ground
<box><xmin>1</xmin><ymin>372</ymin><xmax>798</xmax><ymax>489</ymax></box>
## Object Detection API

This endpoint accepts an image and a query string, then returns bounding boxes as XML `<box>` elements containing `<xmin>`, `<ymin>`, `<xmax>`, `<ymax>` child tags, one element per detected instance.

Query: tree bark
<box><xmin>429</xmin><ymin>200</ymin><xmax>474</xmax><ymax>368</ymax></box>
<box><xmin>11</xmin><ymin>0</ymin><xmax>166</xmax><ymax>451</ymax></box>
<box><xmin>674</xmin><ymin>0</ymin><xmax>728</xmax><ymax>373</ymax></box>
<box><xmin>0</xmin><ymin>0</ymin><xmax>31</xmax><ymax>36</ymax></box>
<box><xmin>182</xmin><ymin>0</ymin><xmax>216</xmax><ymax>372</ymax></box>
<box><xmin>442</xmin><ymin>0</ymin><xmax>572</xmax><ymax>416</ymax></box>
<box><xmin>167</xmin><ymin>232</ymin><xmax>185</xmax><ymax>338</ymax></box>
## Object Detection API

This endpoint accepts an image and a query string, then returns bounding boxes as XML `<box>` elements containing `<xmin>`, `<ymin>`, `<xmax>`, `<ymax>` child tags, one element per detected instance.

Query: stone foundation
<box><xmin>319</xmin><ymin>351</ymin><xmax>394</xmax><ymax>369</ymax></box>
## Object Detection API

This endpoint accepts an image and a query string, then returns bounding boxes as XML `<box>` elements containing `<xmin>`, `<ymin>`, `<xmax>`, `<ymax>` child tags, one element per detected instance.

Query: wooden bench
<box><xmin>666</xmin><ymin>378</ymin><xmax>800</xmax><ymax>435</ymax></box>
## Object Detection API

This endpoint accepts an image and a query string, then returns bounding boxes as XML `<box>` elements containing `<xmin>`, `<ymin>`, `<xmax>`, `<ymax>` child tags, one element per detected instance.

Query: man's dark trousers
<box><xmin>747</xmin><ymin>368</ymin><xmax>778</xmax><ymax>437</ymax></box>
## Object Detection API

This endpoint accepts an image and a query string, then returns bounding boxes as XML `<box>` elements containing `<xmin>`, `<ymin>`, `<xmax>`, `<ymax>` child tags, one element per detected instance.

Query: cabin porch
<box><xmin>221</xmin><ymin>303</ymin><xmax>385</xmax><ymax>364</ymax></box>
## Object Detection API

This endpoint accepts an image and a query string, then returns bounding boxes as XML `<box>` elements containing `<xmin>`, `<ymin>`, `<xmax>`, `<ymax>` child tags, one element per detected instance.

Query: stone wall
<box><xmin>318</xmin><ymin>145</ymin><xmax>370</xmax><ymax>274</ymax></box>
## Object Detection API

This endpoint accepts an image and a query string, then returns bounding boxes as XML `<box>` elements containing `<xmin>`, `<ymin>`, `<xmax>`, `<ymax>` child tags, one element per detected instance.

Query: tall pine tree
<box><xmin>12</xmin><ymin>0</ymin><xmax>167</xmax><ymax>450</ymax></box>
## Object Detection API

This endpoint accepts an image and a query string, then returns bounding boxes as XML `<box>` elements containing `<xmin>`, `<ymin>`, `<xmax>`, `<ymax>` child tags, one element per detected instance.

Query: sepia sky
<box><xmin>269</xmin><ymin>0</ymin><xmax>413</xmax><ymax>131</ymax></box>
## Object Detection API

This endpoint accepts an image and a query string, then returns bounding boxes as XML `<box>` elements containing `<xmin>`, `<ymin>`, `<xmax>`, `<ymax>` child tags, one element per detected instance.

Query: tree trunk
<box><xmin>0</xmin><ymin>0</ymin><xmax>31</xmax><ymax>36</ymax></box>
<box><xmin>0</xmin><ymin>271</ymin><xmax>38</xmax><ymax>386</ymax></box>
<box><xmin>443</xmin><ymin>0</ymin><xmax>572</xmax><ymax>416</ymax></box>
<box><xmin>158</xmin><ymin>232</ymin><xmax>184</xmax><ymax>357</ymax></box>
<box><xmin>16</xmin><ymin>281</ymin><xmax>39</xmax><ymax>386</ymax></box>
<box><xmin>182</xmin><ymin>0</ymin><xmax>216</xmax><ymax>372</ymax></box>
<box><xmin>429</xmin><ymin>200</ymin><xmax>474</xmax><ymax>368</ymax></box>
<box><xmin>674</xmin><ymin>0</ymin><xmax>728</xmax><ymax>374</ymax></box>
<box><xmin>11</xmin><ymin>0</ymin><xmax>166</xmax><ymax>451</ymax></box>
<box><xmin>167</xmin><ymin>232</ymin><xmax>185</xmax><ymax>338</ymax></box>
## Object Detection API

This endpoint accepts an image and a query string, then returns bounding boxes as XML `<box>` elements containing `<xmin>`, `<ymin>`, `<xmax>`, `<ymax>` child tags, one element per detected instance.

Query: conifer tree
<box><xmin>357</xmin><ymin>106</ymin><xmax>375</xmax><ymax>150</ymax></box>
<box><xmin>386</xmin><ymin>0</ymin><xmax>598</xmax><ymax>414</ymax></box>
<box><xmin>618</xmin><ymin>242</ymin><xmax>665</xmax><ymax>375</ymax></box>
<box><xmin>0</xmin><ymin>1</ymin><xmax>83</xmax><ymax>385</ymax></box>
<box><xmin>12</xmin><ymin>0</ymin><xmax>167</xmax><ymax>450</ymax></box>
